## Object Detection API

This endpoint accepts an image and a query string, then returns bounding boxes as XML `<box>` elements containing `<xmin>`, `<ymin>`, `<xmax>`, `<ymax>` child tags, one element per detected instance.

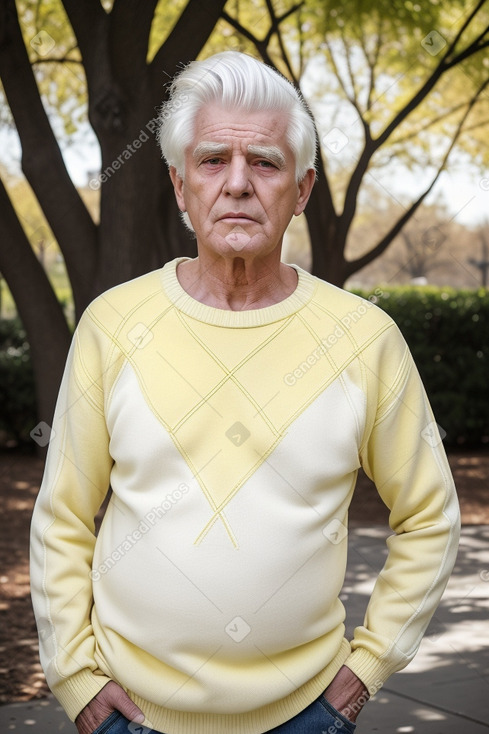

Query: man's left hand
<box><xmin>322</xmin><ymin>665</ymin><xmax>369</xmax><ymax>723</ymax></box>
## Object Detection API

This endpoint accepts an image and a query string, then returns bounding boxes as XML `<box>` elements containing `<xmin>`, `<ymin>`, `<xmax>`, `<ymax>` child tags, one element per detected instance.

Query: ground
<box><xmin>0</xmin><ymin>449</ymin><xmax>487</xmax><ymax>705</ymax></box>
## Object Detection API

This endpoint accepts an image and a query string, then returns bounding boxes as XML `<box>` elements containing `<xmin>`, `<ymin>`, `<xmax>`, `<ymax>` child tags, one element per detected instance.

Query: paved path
<box><xmin>2</xmin><ymin>525</ymin><xmax>488</xmax><ymax>733</ymax></box>
<box><xmin>343</xmin><ymin>525</ymin><xmax>489</xmax><ymax>732</ymax></box>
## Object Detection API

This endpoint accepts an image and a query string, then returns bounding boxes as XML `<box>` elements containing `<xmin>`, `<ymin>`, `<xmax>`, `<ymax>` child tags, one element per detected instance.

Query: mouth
<box><xmin>219</xmin><ymin>213</ymin><xmax>255</xmax><ymax>223</ymax></box>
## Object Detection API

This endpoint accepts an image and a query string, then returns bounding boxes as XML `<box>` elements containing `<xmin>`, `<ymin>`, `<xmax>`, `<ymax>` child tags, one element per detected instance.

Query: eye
<box><xmin>202</xmin><ymin>157</ymin><xmax>223</xmax><ymax>166</ymax></box>
<box><xmin>256</xmin><ymin>159</ymin><xmax>276</xmax><ymax>168</ymax></box>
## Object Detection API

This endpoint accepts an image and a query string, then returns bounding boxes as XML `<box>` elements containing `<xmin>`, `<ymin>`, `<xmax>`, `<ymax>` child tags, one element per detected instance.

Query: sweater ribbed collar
<box><xmin>161</xmin><ymin>257</ymin><xmax>317</xmax><ymax>328</ymax></box>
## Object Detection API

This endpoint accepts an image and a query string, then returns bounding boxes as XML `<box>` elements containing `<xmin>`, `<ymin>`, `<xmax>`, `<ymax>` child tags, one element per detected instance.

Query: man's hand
<box><xmin>322</xmin><ymin>665</ymin><xmax>370</xmax><ymax>723</ymax></box>
<box><xmin>75</xmin><ymin>681</ymin><xmax>145</xmax><ymax>734</ymax></box>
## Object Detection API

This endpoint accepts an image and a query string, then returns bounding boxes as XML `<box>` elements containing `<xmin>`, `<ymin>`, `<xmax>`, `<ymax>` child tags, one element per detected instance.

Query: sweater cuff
<box><xmin>52</xmin><ymin>669</ymin><xmax>112</xmax><ymax>721</ymax></box>
<box><xmin>343</xmin><ymin>648</ymin><xmax>399</xmax><ymax>696</ymax></box>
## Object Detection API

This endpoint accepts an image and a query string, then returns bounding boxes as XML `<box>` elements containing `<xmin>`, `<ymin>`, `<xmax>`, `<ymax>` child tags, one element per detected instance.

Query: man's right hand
<box><xmin>75</xmin><ymin>680</ymin><xmax>145</xmax><ymax>734</ymax></box>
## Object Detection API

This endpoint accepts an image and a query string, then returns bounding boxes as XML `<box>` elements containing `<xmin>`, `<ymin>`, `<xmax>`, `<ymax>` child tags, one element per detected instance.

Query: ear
<box><xmin>294</xmin><ymin>168</ymin><xmax>315</xmax><ymax>216</ymax></box>
<box><xmin>169</xmin><ymin>166</ymin><xmax>186</xmax><ymax>212</ymax></box>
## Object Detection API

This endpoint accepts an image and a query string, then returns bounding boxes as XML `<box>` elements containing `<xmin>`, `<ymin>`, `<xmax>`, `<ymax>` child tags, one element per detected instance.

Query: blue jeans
<box><xmin>90</xmin><ymin>711</ymin><xmax>153</xmax><ymax>734</ymax></box>
<box><xmin>91</xmin><ymin>695</ymin><xmax>356</xmax><ymax>734</ymax></box>
<box><xmin>269</xmin><ymin>695</ymin><xmax>356</xmax><ymax>732</ymax></box>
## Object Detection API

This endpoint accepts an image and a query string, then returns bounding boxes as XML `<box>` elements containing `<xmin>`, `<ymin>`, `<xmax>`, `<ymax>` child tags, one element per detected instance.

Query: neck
<box><xmin>176</xmin><ymin>251</ymin><xmax>298</xmax><ymax>311</ymax></box>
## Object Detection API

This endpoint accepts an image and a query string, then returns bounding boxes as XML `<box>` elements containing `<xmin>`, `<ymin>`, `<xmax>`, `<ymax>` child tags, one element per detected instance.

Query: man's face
<box><xmin>170</xmin><ymin>105</ymin><xmax>314</xmax><ymax>258</ymax></box>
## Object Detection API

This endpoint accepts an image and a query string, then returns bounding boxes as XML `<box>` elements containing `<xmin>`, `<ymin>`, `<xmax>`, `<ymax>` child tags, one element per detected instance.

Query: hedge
<box><xmin>0</xmin><ymin>318</ymin><xmax>36</xmax><ymax>446</ymax></box>
<box><xmin>1</xmin><ymin>286</ymin><xmax>488</xmax><ymax>448</ymax></box>
<box><xmin>354</xmin><ymin>286</ymin><xmax>489</xmax><ymax>448</ymax></box>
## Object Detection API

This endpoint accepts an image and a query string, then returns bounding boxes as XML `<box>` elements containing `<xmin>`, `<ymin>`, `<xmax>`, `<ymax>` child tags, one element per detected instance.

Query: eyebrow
<box><xmin>247</xmin><ymin>145</ymin><xmax>286</xmax><ymax>169</ymax></box>
<box><xmin>192</xmin><ymin>142</ymin><xmax>287</xmax><ymax>169</ymax></box>
<box><xmin>192</xmin><ymin>142</ymin><xmax>229</xmax><ymax>160</ymax></box>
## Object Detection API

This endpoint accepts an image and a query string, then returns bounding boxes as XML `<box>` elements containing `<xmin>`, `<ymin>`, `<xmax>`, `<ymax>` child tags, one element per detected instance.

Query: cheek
<box><xmin>263</xmin><ymin>192</ymin><xmax>298</xmax><ymax>223</ymax></box>
<box><xmin>186</xmin><ymin>179</ymin><xmax>220</xmax><ymax>210</ymax></box>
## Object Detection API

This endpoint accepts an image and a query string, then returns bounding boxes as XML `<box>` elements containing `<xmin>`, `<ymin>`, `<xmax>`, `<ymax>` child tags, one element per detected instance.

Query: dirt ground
<box><xmin>0</xmin><ymin>449</ymin><xmax>487</xmax><ymax>705</ymax></box>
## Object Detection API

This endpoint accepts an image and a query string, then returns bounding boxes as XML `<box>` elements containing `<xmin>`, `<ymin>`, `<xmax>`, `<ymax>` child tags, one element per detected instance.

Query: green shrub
<box><xmin>0</xmin><ymin>319</ymin><xmax>36</xmax><ymax>446</ymax></box>
<box><xmin>353</xmin><ymin>286</ymin><xmax>489</xmax><ymax>447</ymax></box>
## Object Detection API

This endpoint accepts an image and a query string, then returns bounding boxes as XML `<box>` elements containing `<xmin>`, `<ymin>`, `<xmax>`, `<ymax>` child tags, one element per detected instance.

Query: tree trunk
<box><xmin>63</xmin><ymin>0</ymin><xmax>226</xmax><ymax>300</ymax></box>
<box><xmin>0</xmin><ymin>0</ymin><xmax>225</xmax><ymax>444</ymax></box>
<box><xmin>305</xmin><ymin>166</ymin><xmax>347</xmax><ymax>287</ymax></box>
<box><xmin>0</xmin><ymin>0</ymin><xmax>97</xmax><ymax>320</ymax></box>
<box><xmin>0</xmin><ymin>179</ymin><xmax>72</xmax><ymax>441</ymax></box>
<box><xmin>84</xmin><ymin>83</ymin><xmax>197</xmax><ymax>301</ymax></box>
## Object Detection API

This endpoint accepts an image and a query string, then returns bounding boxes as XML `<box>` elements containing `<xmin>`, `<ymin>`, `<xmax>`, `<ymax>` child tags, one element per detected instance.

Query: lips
<box><xmin>219</xmin><ymin>212</ymin><xmax>255</xmax><ymax>221</ymax></box>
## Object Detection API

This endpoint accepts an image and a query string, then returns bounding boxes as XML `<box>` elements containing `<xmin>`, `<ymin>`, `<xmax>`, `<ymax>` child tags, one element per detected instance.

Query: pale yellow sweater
<box><xmin>30</xmin><ymin>259</ymin><xmax>460</xmax><ymax>734</ymax></box>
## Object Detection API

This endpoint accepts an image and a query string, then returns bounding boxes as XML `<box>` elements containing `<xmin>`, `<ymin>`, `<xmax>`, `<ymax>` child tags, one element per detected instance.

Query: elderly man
<box><xmin>31</xmin><ymin>52</ymin><xmax>460</xmax><ymax>734</ymax></box>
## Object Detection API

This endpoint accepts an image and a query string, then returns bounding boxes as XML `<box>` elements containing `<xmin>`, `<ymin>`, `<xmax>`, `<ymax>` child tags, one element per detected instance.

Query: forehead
<box><xmin>191</xmin><ymin>104</ymin><xmax>290</xmax><ymax>148</ymax></box>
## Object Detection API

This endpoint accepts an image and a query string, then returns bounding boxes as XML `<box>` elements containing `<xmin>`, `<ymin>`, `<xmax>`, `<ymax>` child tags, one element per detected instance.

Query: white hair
<box><xmin>157</xmin><ymin>51</ymin><xmax>317</xmax><ymax>182</ymax></box>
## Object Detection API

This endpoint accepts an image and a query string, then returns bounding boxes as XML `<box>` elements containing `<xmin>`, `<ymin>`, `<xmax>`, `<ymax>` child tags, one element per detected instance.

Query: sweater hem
<box><xmin>53</xmin><ymin>669</ymin><xmax>112</xmax><ymax>721</ymax></box>
<box><xmin>344</xmin><ymin>648</ymin><xmax>400</xmax><ymax>696</ymax></box>
<box><xmin>128</xmin><ymin>638</ymin><xmax>351</xmax><ymax>734</ymax></box>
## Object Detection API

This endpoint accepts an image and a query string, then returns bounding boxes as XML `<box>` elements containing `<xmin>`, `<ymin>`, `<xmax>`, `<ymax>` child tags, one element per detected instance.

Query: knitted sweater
<box><xmin>30</xmin><ymin>258</ymin><xmax>460</xmax><ymax>734</ymax></box>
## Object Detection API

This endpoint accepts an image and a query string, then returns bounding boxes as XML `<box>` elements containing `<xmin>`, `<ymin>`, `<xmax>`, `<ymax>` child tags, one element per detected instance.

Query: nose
<box><xmin>223</xmin><ymin>155</ymin><xmax>253</xmax><ymax>198</ymax></box>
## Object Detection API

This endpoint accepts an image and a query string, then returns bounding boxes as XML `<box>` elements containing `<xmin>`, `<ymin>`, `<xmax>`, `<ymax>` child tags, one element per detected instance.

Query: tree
<box><xmin>0</xmin><ymin>0</ymin><xmax>227</xmax><ymax>433</ymax></box>
<box><xmin>468</xmin><ymin>223</ymin><xmax>489</xmax><ymax>286</ymax></box>
<box><xmin>391</xmin><ymin>212</ymin><xmax>452</xmax><ymax>282</ymax></box>
<box><xmin>221</xmin><ymin>0</ymin><xmax>489</xmax><ymax>285</ymax></box>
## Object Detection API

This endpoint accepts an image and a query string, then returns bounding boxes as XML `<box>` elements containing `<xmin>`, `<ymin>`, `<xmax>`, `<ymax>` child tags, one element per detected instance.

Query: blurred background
<box><xmin>0</xmin><ymin>0</ymin><xmax>488</xmax><ymax>725</ymax></box>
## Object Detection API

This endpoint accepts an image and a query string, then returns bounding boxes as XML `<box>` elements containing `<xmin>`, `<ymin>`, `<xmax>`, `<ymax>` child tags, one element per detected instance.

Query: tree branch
<box><xmin>221</xmin><ymin>9</ymin><xmax>274</xmax><ymax>64</ymax></box>
<box><xmin>60</xmin><ymin>0</ymin><xmax>125</xmax><ymax>139</ymax></box>
<box><xmin>323</xmin><ymin>36</ymin><xmax>371</xmax><ymax>144</ymax></box>
<box><xmin>273</xmin><ymin>2</ymin><xmax>304</xmax><ymax>28</ymax></box>
<box><xmin>221</xmin><ymin>2</ymin><xmax>304</xmax><ymax>76</ymax></box>
<box><xmin>30</xmin><ymin>43</ymin><xmax>80</xmax><ymax>65</ymax></box>
<box><xmin>456</xmin><ymin>118</ymin><xmax>489</xmax><ymax>136</ymax></box>
<box><xmin>345</xmin><ymin>76</ymin><xmax>489</xmax><ymax>276</ymax></box>
<box><xmin>360</xmin><ymin>17</ymin><xmax>383</xmax><ymax>111</ymax></box>
<box><xmin>0</xmin><ymin>0</ymin><xmax>97</xmax><ymax>316</ymax></box>
<box><xmin>323</xmin><ymin>12</ymin><xmax>464</xmax><ymax>247</ymax></box>
<box><xmin>150</xmin><ymin>0</ymin><xmax>228</xmax><ymax>84</ymax></box>
<box><xmin>295</xmin><ymin>5</ymin><xmax>305</xmax><ymax>79</ymax></box>
<box><xmin>376</xmin><ymin>4</ymin><xmax>488</xmax><ymax>149</ymax></box>
<box><xmin>334</xmin><ymin>137</ymin><xmax>376</xmax><ymax>249</ymax></box>
<box><xmin>31</xmin><ymin>56</ymin><xmax>82</xmax><ymax>65</ymax></box>
<box><xmin>324</xmin><ymin>38</ymin><xmax>354</xmax><ymax>104</ymax></box>
<box><xmin>441</xmin><ymin>0</ymin><xmax>487</xmax><ymax>62</ymax></box>
<box><xmin>264</xmin><ymin>0</ymin><xmax>302</xmax><ymax>86</ymax></box>
<box><xmin>109</xmin><ymin>0</ymin><xmax>160</xmax><ymax>83</ymax></box>
<box><xmin>60</xmin><ymin>0</ymin><xmax>107</xmax><ymax>79</ymax></box>
<box><xmin>0</xmin><ymin>175</ymin><xmax>69</xmax><ymax>338</ymax></box>
<box><xmin>0</xmin><ymin>173</ymin><xmax>71</xmax><ymax>425</ymax></box>
<box><xmin>340</xmin><ymin>29</ymin><xmax>360</xmax><ymax>109</ymax></box>
<box><xmin>388</xmin><ymin>99</ymin><xmax>476</xmax><ymax>145</ymax></box>
<box><xmin>345</xmin><ymin>185</ymin><xmax>437</xmax><ymax>278</ymax></box>
<box><xmin>375</xmin><ymin>63</ymin><xmax>447</xmax><ymax>148</ymax></box>
<box><xmin>445</xmin><ymin>37</ymin><xmax>489</xmax><ymax>70</ymax></box>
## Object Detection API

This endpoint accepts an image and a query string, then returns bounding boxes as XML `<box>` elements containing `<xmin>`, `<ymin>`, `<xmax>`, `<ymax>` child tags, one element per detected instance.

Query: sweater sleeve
<box><xmin>30</xmin><ymin>310</ymin><xmax>118</xmax><ymax>720</ymax></box>
<box><xmin>345</xmin><ymin>321</ymin><xmax>460</xmax><ymax>694</ymax></box>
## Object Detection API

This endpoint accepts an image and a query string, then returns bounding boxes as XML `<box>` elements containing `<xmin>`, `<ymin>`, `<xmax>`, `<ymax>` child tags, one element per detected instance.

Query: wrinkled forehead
<box><xmin>188</xmin><ymin>103</ymin><xmax>293</xmax><ymax>159</ymax></box>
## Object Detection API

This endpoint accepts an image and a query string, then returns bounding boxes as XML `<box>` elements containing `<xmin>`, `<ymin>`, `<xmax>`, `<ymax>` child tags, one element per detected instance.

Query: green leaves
<box><xmin>355</xmin><ymin>285</ymin><xmax>489</xmax><ymax>446</ymax></box>
<box><xmin>0</xmin><ymin>318</ymin><xmax>36</xmax><ymax>446</ymax></box>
